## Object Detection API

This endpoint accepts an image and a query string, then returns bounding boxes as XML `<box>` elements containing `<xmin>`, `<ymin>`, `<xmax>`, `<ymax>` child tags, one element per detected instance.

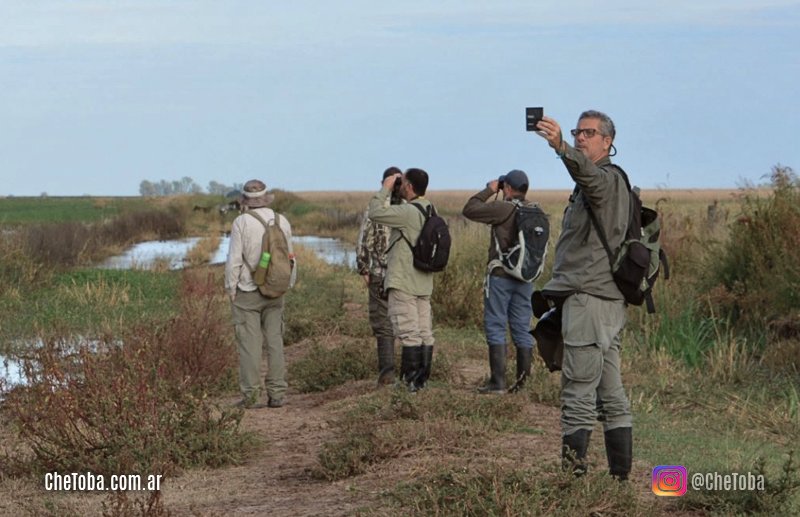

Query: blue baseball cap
<box><xmin>499</xmin><ymin>169</ymin><xmax>529</xmax><ymax>191</ymax></box>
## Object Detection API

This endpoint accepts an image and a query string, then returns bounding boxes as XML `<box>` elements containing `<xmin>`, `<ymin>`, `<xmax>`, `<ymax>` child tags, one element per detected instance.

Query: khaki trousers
<box><xmin>560</xmin><ymin>293</ymin><xmax>631</xmax><ymax>435</ymax></box>
<box><xmin>231</xmin><ymin>289</ymin><xmax>287</xmax><ymax>401</ymax></box>
<box><xmin>387</xmin><ymin>289</ymin><xmax>434</xmax><ymax>347</ymax></box>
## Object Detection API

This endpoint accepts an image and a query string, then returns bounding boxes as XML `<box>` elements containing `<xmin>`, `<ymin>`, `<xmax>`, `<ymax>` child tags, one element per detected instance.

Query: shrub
<box><xmin>22</xmin><ymin>208</ymin><xmax>187</xmax><ymax>270</ymax></box>
<box><xmin>704</xmin><ymin>165</ymin><xmax>800</xmax><ymax>332</ymax></box>
<box><xmin>0</xmin><ymin>271</ymin><xmax>248</xmax><ymax>478</ymax></box>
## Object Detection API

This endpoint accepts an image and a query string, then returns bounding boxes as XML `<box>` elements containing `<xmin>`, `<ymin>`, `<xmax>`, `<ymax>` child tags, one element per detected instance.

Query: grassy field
<box><xmin>0</xmin><ymin>196</ymin><xmax>148</xmax><ymax>225</ymax></box>
<box><xmin>1</xmin><ymin>178</ymin><xmax>799</xmax><ymax>515</ymax></box>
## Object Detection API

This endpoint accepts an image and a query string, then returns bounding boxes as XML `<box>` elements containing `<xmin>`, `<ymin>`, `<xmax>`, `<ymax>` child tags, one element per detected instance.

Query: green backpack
<box><xmin>586</xmin><ymin>166</ymin><xmax>670</xmax><ymax>313</ymax></box>
<box><xmin>246</xmin><ymin>211</ymin><xmax>294</xmax><ymax>298</ymax></box>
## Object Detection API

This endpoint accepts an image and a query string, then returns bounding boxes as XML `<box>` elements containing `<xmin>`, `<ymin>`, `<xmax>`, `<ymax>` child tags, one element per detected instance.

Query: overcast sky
<box><xmin>0</xmin><ymin>1</ymin><xmax>798</xmax><ymax>196</ymax></box>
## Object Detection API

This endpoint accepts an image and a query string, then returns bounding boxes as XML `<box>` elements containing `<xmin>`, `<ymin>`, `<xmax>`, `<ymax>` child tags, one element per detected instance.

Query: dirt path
<box><xmin>158</xmin><ymin>363</ymin><xmax>661</xmax><ymax>516</ymax></box>
<box><xmin>149</xmin><ymin>333</ymin><xmax>561</xmax><ymax>516</ymax></box>
<box><xmin>162</xmin><ymin>389</ymin><xmax>372</xmax><ymax>516</ymax></box>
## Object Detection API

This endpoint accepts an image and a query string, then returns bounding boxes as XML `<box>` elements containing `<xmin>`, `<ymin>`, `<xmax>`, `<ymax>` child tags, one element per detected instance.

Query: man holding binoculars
<box><xmin>462</xmin><ymin>169</ymin><xmax>539</xmax><ymax>395</ymax></box>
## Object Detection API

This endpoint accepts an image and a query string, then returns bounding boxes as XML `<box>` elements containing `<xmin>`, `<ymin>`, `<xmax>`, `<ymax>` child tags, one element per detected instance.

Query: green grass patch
<box><xmin>0</xmin><ymin>196</ymin><xmax>148</xmax><ymax>225</ymax></box>
<box><xmin>0</xmin><ymin>269</ymin><xmax>180</xmax><ymax>345</ymax></box>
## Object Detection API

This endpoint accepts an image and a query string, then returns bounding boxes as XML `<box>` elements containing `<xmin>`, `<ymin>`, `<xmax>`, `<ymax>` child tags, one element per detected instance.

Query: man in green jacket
<box><xmin>368</xmin><ymin>168</ymin><xmax>435</xmax><ymax>392</ymax></box>
<box><xmin>534</xmin><ymin>110</ymin><xmax>633</xmax><ymax>480</ymax></box>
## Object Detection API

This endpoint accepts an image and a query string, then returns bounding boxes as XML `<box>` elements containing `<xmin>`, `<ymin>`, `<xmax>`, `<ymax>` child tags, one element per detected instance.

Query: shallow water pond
<box><xmin>99</xmin><ymin>235</ymin><xmax>355</xmax><ymax>270</ymax></box>
<box><xmin>98</xmin><ymin>237</ymin><xmax>202</xmax><ymax>270</ymax></box>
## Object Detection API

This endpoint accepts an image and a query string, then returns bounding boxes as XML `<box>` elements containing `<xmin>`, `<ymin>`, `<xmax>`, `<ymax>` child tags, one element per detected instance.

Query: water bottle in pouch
<box><xmin>254</xmin><ymin>251</ymin><xmax>271</xmax><ymax>285</ymax></box>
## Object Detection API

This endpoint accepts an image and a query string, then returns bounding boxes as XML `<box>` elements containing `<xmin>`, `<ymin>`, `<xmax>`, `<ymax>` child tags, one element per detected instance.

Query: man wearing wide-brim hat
<box><xmin>224</xmin><ymin>179</ymin><xmax>295</xmax><ymax>409</ymax></box>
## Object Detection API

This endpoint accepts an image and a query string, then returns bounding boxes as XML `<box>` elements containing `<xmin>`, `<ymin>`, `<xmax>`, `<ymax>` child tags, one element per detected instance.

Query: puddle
<box><xmin>99</xmin><ymin>237</ymin><xmax>202</xmax><ymax>270</ymax></box>
<box><xmin>101</xmin><ymin>235</ymin><xmax>356</xmax><ymax>270</ymax></box>
<box><xmin>292</xmin><ymin>236</ymin><xmax>356</xmax><ymax>269</ymax></box>
<box><xmin>211</xmin><ymin>235</ymin><xmax>355</xmax><ymax>268</ymax></box>
<box><xmin>1</xmin><ymin>355</ymin><xmax>25</xmax><ymax>388</ymax></box>
<box><xmin>0</xmin><ymin>338</ymin><xmax>119</xmax><ymax>388</ymax></box>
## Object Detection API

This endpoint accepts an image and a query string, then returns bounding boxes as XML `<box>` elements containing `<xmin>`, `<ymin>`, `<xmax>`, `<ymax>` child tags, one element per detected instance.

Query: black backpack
<box><xmin>585</xmin><ymin>166</ymin><xmax>670</xmax><ymax>313</ymax></box>
<box><xmin>394</xmin><ymin>202</ymin><xmax>451</xmax><ymax>272</ymax></box>
<box><xmin>489</xmin><ymin>200</ymin><xmax>549</xmax><ymax>283</ymax></box>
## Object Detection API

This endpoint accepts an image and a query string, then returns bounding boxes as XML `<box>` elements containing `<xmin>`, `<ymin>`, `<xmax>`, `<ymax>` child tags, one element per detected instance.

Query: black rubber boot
<box><xmin>604</xmin><ymin>426</ymin><xmax>632</xmax><ymax>481</ymax></box>
<box><xmin>562</xmin><ymin>429</ymin><xmax>592</xmax><ymax>477</ymax></box>
<box><xmin>413</xmin><ymin>345</ymin><xmax>434</xmax><ymax>389</ymax></box>
<box><xmin>376</xmin><ymin>336</ymin><xmax>395</xmax><ymax>385</ymax></box>
<box><xmin>478</xmin><ymin>345</ymin><xmax>507</xmax><ymax>394</ymax></box>
<box><xmin>400</xmin><ymin>346</ymin><xmax>423</xmax><ymax>392</ymax></box>
<box><xmin>508</xmin><ymin>346</ymin><xmax>533</xmax><ymax>393</ymax></box>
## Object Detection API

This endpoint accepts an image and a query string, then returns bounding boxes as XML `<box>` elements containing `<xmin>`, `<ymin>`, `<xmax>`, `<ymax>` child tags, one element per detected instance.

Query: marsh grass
<box><xmin>184</xmin><ymin>234</ymin><xmax>221</xmax><ymax>267</ymax></box>
<box><xmin>391</xmin><ymin>464</ymin><xmax>655</xmax><ymax>517</ymax></box>
<box><xmin>22</xmin><ymin>208</ymin><xmax>186</xmax><ymax>270</ymax></box>
<box><xmin>431</xmin><ymin>222</ymin><xmax>488</xmax><ymax>328</ymax></box>
<box><xmin>0</xmin><ymin>269</ymin><xmax>180</xmax><ymax>344</ymax></box>
<box><xmin>284</xmin><ymin>247</ymin><xmax>350</xmax><ymax>344</ymax></box>
<box><xmin>315</xmin><ymin>387</ymin><xmax>533</xmax><ymax>481</ymax></box>
<box><xmin>289</xmin><ymin>339</ymin><xmax>374</xmax><ymax>393</ymax></box>
<box><xmin>0</xmin><ymin>270</ymin><xmax>247</xmax><ymax>478</ymax></box>
<box><xmin>701</xmin><ymin>166</ymin><xmax>800</xmax><ymax>335</ymax></box>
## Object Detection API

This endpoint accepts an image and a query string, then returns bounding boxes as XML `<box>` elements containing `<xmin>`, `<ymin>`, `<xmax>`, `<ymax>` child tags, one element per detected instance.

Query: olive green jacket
<box><xmin>542</xmin><ymin>144</ymin><xmax>629</xmax><ymax>300</ymax></box>
<box><xmin>367</xmin><ymin>187</ymin><xmax>434</xmax><ymax>296</ymax></box>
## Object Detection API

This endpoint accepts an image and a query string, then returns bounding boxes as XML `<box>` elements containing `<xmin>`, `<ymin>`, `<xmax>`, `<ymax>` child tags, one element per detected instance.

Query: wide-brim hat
<box><xmin>240</xmin><ymin>179</ymin><xmax>275</xmax><ymax>208</ymax></box>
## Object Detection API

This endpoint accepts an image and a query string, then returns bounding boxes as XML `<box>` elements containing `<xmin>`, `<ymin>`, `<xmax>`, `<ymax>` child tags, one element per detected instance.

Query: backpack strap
<box><xmin>491</xmin><ymin>200</ymin><xmax>520</xmax><ymax>258</ymax></box>
<box><xmin>645</xmin><ymin>292</ymin><xmax>656</xmax><ymax>314</ymax></box>
<box><xmin>386</xmin><ymin>201</ymin><xmax>432</xmax><ymax>252</ymax></box>
<box><xmin>246</xmin><ymin>210</ymin><xmax>270</xmax><ymax>230</ymax></box>
<box><xmin>583</xmin><ymin>166</ymin><xmax>631</xmax><ymax>270</ymax></box>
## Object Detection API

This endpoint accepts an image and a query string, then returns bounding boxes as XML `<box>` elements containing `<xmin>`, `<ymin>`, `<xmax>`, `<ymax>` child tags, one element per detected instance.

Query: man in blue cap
<box><xmin>463</xmin><ymin>169</ymin><xmax>540</xmax><ymax>394</ymax></box>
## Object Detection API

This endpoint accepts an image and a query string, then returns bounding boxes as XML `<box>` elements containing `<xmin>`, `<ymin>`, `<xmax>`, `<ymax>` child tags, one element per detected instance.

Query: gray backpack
<box><xmin>488</xmin><ymin>200</ymin><xmax>550</xmax><ymax>283</ymax></box>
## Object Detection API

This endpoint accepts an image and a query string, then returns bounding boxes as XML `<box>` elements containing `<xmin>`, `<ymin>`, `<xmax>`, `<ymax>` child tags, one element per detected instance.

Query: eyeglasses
<box><xmin>570</xmin><ymin>128</ymin><xmax>603</xmax><ymax>138</ymax></box>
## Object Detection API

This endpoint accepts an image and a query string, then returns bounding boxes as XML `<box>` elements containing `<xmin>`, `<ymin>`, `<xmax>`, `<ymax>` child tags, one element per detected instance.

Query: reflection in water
<box><xmin>1</xmin><ymin>338</ymin><xmax>120</xmax><ymax>388</ymax></box>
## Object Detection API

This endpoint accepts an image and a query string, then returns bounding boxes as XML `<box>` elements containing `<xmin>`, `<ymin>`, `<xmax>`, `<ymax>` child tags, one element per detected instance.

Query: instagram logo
<box><xmin>652</xmin><ymin>465</ymin><xmax>687</xmax><ymax>496</ymax></box>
